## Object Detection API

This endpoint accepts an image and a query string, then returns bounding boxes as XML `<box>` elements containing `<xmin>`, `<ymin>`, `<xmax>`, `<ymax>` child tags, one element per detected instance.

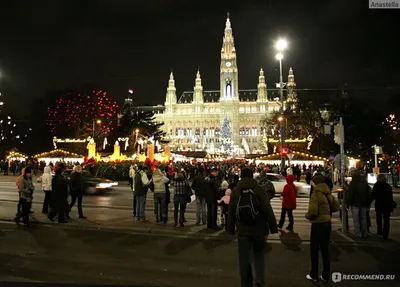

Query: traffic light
<box><xmin>281</xmin><ymin>147</ymin><xmax>288</xmax><ymax>156</ymax></box>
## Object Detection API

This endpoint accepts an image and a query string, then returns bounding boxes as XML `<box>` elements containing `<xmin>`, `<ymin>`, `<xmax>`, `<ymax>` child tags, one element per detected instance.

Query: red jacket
<box><xmin>282</xmin><ymin>174</ymin><xmax>297</xmax><ymax>210</ymax></box>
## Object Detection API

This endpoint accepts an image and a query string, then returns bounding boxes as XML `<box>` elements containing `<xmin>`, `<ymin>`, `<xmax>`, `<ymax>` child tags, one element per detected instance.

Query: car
<box><xmin>63</xmin><ymin>169</ymin><xmax>118</xmax><ymax>195</ymax></box>
<box><xmin>261</xmin><ymin>173</ymin><xmax>311</xmax><ymax>197</ymax></box>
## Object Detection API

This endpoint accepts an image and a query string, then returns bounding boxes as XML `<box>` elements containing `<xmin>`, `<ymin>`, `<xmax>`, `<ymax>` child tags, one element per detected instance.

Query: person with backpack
<box><xmin>277</xmin><ymin>174</ymin><xmax>297</xmax><ymax>232</ymax></box>
<box><xmin>305</xmin><ymin>175</ymin><xmax>339</xmax><ymax>283</ymax></box>
<box><xmin>228</xmin><ymin>168</ymin><xmax>278</xmax><ymax>287</ymax></box>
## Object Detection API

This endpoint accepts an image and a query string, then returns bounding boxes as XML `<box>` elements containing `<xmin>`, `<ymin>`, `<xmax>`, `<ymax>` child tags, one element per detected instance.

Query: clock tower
<box><xmin>220</xmin><ymin>13</ymin><xmax>239</xmax><ymax>102</ymax></box>
<box><xmin>220</xmin><ymin>13</ymin><xmax>240</xmax><ymax>146</ymax></box>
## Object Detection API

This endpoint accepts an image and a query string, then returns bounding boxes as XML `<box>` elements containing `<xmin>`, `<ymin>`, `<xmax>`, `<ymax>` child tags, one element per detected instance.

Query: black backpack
<box><xmin>236</xmin><ymin>189</ymin><xmax>260</xmax><ymax>224</ymax></box>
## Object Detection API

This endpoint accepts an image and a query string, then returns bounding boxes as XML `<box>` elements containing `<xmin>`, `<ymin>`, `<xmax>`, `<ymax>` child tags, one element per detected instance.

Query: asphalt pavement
<box><xmin>0</xmin><ymin>221</ymin><xmax>399</xmax><ymax>287</ymax></box>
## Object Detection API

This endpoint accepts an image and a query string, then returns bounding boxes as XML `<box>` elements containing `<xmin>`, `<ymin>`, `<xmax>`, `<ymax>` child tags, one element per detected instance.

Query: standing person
<box><xmin>205</xmin><ymin>168</ymin><xmax>220</xmax><ymax>230</ymax></box>
<box><xmin>134</xmin><ymin>166</ymin><xmax>150</xmax><ymax>221</ymax></box>
<box><xmin>217</xmin><ymin>188</ymin><xmax>232</xmax><ymax>231</ymax></box>
<box><xmin>255</xmin><ymin>168</ymin><xmax>275</xmax><ymax>200</ymax></box>
<box><xmin>305</xmin><ymin>175</ymin><xmax>339</xmax><ymax>282</ymax></box>
<box><xmin>347</xmin><ymin>170</ymin><xmax>371</xmax><ymax>238</ymax></box>
<box><xmin>153</xmin><ymin>168</ymin><xmax>169</xmax><ymax>223</ymax></box>
<box><xmin>15</xmin><ymin>167</ymin><xmax>25</xmax><ymax>216</ymax></box>
<box><xmin>228</xmin><ymin>168</ymin><xmax>278</xmax><ymax>287</ymax></box>
<box><xmin>277</xmin><ymin>174</ymin><xmax>297</xmax><ymax>232</ymax></box>
<box><xmin>14</xmin><ymin>167</ymin><xmax>35</xmax><ymax>226</ymax></box>
<box><xmin>68</xmin><ymin>165</ymin><xmax>86</xmax><ymax>219</ymax></box>
<box><xmin>129</xmin><ymin>164</ymin><xmax>135</xmax><ymax>190</ymax></box>
<box><xmin>172</xmin><ymin>172</ymin><xmax>191</xmax><ymax>227</ymax></box>
<box><xmin>41</xmin><ymin>166</ymin><xmax>52</xmax><ymax>214</ymax></box>
<box><xmin>218</xmin><ymin>180</ymin><xmax>230</xmax><ymax>227</ymax></box>
<box><xmin>48</xmin><ymin>168</ymin><xmax>68</xmax><ymax>223</ymax></box>
<box><xmin>191</xmin><ymin>167</ymin><xmax>208</xmax><ymax>226</ymax></box>
<box><xmin>370</xmin><ymin>174</ymin><xmax>396</xmax><ymax>240</ymax></box>
<box><xmin>164</xmin><ymin>165</ymin><xmax>171</xmax><ymax>222</ymax></box>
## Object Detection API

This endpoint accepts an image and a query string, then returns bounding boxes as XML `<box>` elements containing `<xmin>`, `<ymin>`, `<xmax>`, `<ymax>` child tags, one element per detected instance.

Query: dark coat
<box><xmin>227</xmin><ymin>178</ymin><xmax>278</xmax><ymax>236</ymax></box>
<box><xmin>70</xmin><ymin>172</ymin><xmax>85</xmax><ymax>194</ymax></box>
<box><xmin>205</xmin><ymin>175</ymin><xmax>220</xmax><ymax>204</ymax></box>
<box><xmin>191</xmin><ymin>174</ymin><xmax>207</xmax><ymax>197</ymax></box>
<box><xmin>347</xmin><ymin>175</ymin><xmax>371</xmax><ymax>207</ymax></box>
<box><xmin>51</xmin><ymin>175</ymin><xmax>69</xmax><ymax>213</ymax></box>
<box><xmin>370</xmin><ymin>181</ymin><xmax>394</xmax><ymax>213</ymax></box>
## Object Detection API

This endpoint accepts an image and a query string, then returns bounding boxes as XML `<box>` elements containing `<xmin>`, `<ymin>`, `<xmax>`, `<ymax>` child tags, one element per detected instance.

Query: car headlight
<box><xmin>110</xmin><ymin>182</ymin><xmax>118</xmax><ymax>186</ymax></box>
<box><xmin>96</xmin><ymin>183</ymin><xmax>112</xmax><ymax>189</ymax></box>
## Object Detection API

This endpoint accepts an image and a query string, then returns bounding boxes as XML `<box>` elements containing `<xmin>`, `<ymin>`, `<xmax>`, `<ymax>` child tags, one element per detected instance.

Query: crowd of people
<box><xmin>8</xmin><ymin>158</ymin><xmax>398</xmax><ymax>286</ymax></box>
<box><xmin>13</xmin><ymin>163</ymin><xmax>87</xmax><ymax>226</ymax></box>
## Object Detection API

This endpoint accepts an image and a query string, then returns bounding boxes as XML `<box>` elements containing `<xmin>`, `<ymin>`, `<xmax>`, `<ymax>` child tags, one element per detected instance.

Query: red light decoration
<box><xmin>46</xmin><ymin>89</ymin><xmax>119</xmax><ymax>136</ymax></box>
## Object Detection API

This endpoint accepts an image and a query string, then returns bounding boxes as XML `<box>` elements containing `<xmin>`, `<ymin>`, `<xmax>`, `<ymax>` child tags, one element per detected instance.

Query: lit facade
<box><xmin>133</xmin><ymin>15</ymin><xmax>297</xmax><ymax>152</ymax></box>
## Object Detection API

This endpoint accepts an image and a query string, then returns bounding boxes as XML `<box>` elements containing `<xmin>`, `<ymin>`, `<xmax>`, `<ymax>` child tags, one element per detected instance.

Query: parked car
<box><xmin>63</xmin><ymin>170</ymin><xmax>118</xmax><ymax>195</ymax></box>
<box><xmin>264</xmin><ymin>173</ymin><xmax>311</xmax><ymax>197</ymax></box>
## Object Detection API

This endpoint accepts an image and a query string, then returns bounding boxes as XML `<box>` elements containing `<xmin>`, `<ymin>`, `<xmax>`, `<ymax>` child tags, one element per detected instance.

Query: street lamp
<box><xmin>275</xmin><ymin>38</ymin><xmax>288</xmax><ymax>173</ymax></box>
<box><xmin>93</xmin><ymin>119</ymin><xmax>101</xmax><ymax>138</ymax></box>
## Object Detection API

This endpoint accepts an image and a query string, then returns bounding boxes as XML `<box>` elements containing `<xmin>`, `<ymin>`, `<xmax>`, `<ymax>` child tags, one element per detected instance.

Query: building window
<box><xmin>252</xmin><ymin>127</ymin><xmax>257</xmax><ymax>136</ymax></box>
<box><xmin>195</xmin><ymin>128</ymin><xmax>200</xmax><ymax>136</ymax></box>
<box><xmin>215</xmin><ymin>128</ymin><xmax>220</xmax><ymax>136</ymax></box>
<box><xmin>245</xmin><ymin>128</ymin><xmax>250</xmax><ymax>135</ymax></box>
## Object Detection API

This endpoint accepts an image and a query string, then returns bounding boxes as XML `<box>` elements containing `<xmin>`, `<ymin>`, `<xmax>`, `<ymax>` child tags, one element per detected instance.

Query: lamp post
<box><xmin>93</xmin><ymin>119</ymin><xmax>101</xmax><ymax>139</ymax></box>
<box><xmin>275</xmin><ymin>38</ymin><xmax>288</xmax><ymax>172</ymax></box>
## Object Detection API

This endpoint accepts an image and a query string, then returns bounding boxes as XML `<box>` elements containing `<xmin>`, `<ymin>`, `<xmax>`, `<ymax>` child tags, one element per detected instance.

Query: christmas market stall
<box><xmin>34</xmin><ymin>149</ymin><xmax>85</xmax><ymax>165</ymax></box>
<box><xmin>256</xmin><ymin>151</ymin><xmax>327</xmax><ymax>166</ymax></box>
<box><xmin>6</xmin><ymin>151</ymin><xmax>28</xmax><ymax>162</ymax></box>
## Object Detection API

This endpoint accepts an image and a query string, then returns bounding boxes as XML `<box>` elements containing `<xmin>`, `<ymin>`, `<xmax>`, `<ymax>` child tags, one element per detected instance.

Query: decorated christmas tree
<box><xmin>220</xmin><ymin>114</ymin><xmax>233</xmax><ymax>152</ymax></box>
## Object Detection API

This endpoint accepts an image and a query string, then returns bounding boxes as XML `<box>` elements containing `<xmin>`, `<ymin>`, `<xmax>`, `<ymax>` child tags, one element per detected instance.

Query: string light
<box><xmin>46</xmin><ymin>89</ymin><xmax>119</xmax><ymax>135</ymax></box>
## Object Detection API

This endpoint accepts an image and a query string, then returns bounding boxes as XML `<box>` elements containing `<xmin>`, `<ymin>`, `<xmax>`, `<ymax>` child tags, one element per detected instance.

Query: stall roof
<box><xmin>173</xmin><ymin>151</ymin><xmax>208</xmax><ymax>158</ymax></box>
<box><xmin>7</xmin><ymin>151</ymin><xmax>28</xmax><ymax>159</ymax></box>
<box><xmin>257</xmin><ymin>151</ymin><xmax>328</xmax><ymax>161</ymax></box>
<box><xmin>33</xmin><ymin>149</ymin><xmax>84</xmax><ymax>159</ymax></box>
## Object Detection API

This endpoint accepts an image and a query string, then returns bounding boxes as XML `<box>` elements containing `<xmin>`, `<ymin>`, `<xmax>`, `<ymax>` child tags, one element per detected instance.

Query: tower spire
<box><xmin>221</xmin><ymin>13</ymin><xmax>235</xmax><ymax>58</ymax></box>
<box><xmin>165</xmin><ymin>71</ymin><xmax>177</xmax><ymax>105</ymax></box>
<box><xmin>287</xmin><ymin>67</ymin><xmax>297</xmax><ymax>101</ymax></box>
<box><xmin>194</xmin><ymin>69</ymin><xmax>203</xmax><ymax>104</ymax></box>
<box><xmin>257</xmin><ymin>68</ymin><xmax>268</xmax><ymax>102</ymax></box>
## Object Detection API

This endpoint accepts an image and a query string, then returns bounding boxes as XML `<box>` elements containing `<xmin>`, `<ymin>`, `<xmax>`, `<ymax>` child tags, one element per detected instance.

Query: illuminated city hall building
<box><xmin>131</xmin><ymin>15</ymin><xmax>297</xmax><ymax>152</ymax></box>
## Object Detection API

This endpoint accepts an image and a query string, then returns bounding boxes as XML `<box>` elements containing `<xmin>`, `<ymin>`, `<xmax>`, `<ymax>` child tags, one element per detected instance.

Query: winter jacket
<box><xmin>306</xmin><ymin>183</ymin><xmax>339</xmax><ymax>223</ymax></box>
<box><xmin>228</xmin><ymin>178</ymin><xmax>278</xmax><ymax>236</ymax></box>
<box><xmin>370</xmin><ymin>181</ymin><xmax>394</xmax><ymax>213</ymax></box>
<box><xmin>347</xmin><ymin>174</ymin><xmax>371</xmax><ymax>207</ymax></box>
<box><xmin>51</xmin><ymin>175</ymin><xmax>69</xmax><ymax>213</ymax></box>
<box><xmin>153</xmin><ymin>171</ymin><xmax>169</xmax><ymax>193</ymax></box>
<box><xmin>255</xmin><ymin>170</ymin><xmax>275</xmax><ymax>200</ymax></box>
<box><xmin>282</xmin><ymin>174</ymin><xmax>297</xmax><ymax>210</ymax></box>
<box><xmin>70</xmin><ymin>172</ymin><xmax>85</xmax><ymax>194</ymax></box>
<box><xmin>42</xmin><ymin>166</ymin><xmax>52</xmax><ymax>191</ymax></box>
<box><xmin>191</xmin><ymin>174</ymin><xmax>208</xmax><ymax>197</ymax></box>
<box><xmin>134</xmin><ymin>170</ymin><xmax>150</xmax><ymax>196</ymax></box>
<box><xmin>205</xmin><ymin>174</ymin><xmax>220</xmax><ymax>204</ymax></box>
<box><xmin>19</xmin><ymin>176</ymin><xmax>34</xmax><ymax>202</ymax></box>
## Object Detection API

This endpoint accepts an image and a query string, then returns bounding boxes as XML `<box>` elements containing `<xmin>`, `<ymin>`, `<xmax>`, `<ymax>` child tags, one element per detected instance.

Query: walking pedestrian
<box><xmin>68</xmin><ymin>165</ymin><xmax>86</xmax><ymax>219</ymax></box>
<box><xmin>305</xmin><ymin>175</ymin><xmax>339</xmax><ymax>282</ymax></box>
<box><xmin>228</xmin><ymin>168</ymin><xmax>278</xmax><ymax>287</ymax></box>
<box><xmin>370</xmin><ymin>174</ymin><xmax>396</xmax><ymax>240</ymax></box>
<box><xmin>48</xmin><ymin>168</ymin><xmax>68</xmax><ymax>223</ymax></box>
<box><xmin>41</xmin><ymin>166</ymin><xmax>52</xmax><ymax>214</ymax></box>
<box><xmin>14</xmin><ymin>167</ymin><xmax>35</xmax><ymax>227</ymax></box>
<box><xmin>277</xmin><ymin>174</ymin><xmax>297</xmax><ymax>232</ymax></box>
<box><xmin>347</xmin><ymin>170</ymin><xmax>371</xmax><ymax>238</ymax></box>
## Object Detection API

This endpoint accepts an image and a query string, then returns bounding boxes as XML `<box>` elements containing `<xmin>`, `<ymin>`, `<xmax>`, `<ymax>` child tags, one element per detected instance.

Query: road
<box><xmin>0</xmin><ymin>222</ymin><xmax>399</xmax><ymax>287</ymax></box>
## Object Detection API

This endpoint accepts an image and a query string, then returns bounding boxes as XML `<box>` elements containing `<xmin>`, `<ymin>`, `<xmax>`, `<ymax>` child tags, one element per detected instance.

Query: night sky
<box><xmin>0</xmin><ymin>0</ymin><xmax>399</xmax><ymax>116</ymax></box>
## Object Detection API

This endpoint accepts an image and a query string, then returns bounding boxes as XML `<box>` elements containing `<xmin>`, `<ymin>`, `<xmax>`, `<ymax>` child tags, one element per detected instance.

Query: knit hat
<box><xmin>312</xmin><ymin>175</ymin><xmax>325</xmax><ymax>185</ymax></box>
<box><xmin>241</xmin><ymin>168</ymin><xmax>253</xmax><ymax>179</ymax></box>
<box><xmin>24</xmin><ymin>167</ymin><xmax>32</xmax><ymax>174</ymax></box>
